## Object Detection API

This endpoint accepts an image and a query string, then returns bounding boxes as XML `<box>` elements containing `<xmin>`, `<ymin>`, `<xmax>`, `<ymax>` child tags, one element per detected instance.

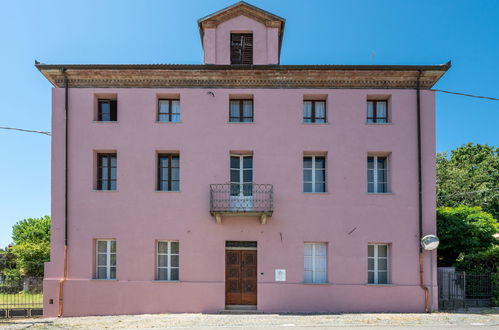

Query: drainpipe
<box><xmin>416</xmin><ymin>70</ymin><xmax>430</xmax><ymax>313</ymax></box>
<box><xmin>58</xmin><ymin>69</ymin><xmax>69</xmax><ymax>317</ymax></box>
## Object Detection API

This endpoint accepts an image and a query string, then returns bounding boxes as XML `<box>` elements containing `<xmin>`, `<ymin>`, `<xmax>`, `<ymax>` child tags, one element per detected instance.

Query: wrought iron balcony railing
<box><xmin>209</xmin><ymin>183</ymin><xmax>273</xmax><ymax>224</ymax></box>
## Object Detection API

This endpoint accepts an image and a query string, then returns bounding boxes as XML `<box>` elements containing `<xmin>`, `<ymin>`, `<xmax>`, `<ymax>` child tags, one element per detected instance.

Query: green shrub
<box><xmin>492</xmin><ymin>273</ymin><xmax>499</xmax><ymax>306</ymax></box>
<box><xmin>437</xmin><ymin>206</ymin><xmax>497</xmax><ymax>266</ymax></box>
<box><xmin>456</xmin><ymin>245</ymin><xmax>499</xmax><ymax>273</ymax></box>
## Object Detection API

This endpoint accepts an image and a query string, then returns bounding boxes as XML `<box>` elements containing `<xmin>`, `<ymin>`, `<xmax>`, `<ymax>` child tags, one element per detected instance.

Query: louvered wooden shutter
<box><xmin>110</xmin><ymin>100</ymin><xmax>118</xmax><ymax>121</ymax></box>
<box><xmin>231</xmin><ymin>33</ymin><xmax>253</xmax><ymax>64</ymax></box>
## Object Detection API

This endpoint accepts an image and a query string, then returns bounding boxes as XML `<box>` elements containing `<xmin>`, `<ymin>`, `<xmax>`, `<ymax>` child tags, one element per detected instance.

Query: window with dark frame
<box><xmin>97</xmin><ymin>99</ymin><xmax>117</xmax><ymax>121</ymax></box>
<box><xmin>231</xmin><ymin>33</ymin><xmax>253</xmax><ymax>64</ymax></box>
<box><xmin>158</xmin><ymin>99</ymin><xmax>180</xmax><ymax>122</ymax></box>
<box><xmin>229</xmin><ymin>99</ymin><xmax>253</xmax><ymax>123</ymax></box>
<box><xmin>158</xmin><ymin>154</ymin><xmax>180</xmax><ymax>191</ymax></box>
<box><xmin>303</xmin><ymin>156</ymin><xmax>326</xmax><ymax>193</ymax></box>
<box><xmin>367</xmin><ymin>100</ymin><xmax>388</xmax><ymax>123</ymax></box>
<box><xmin>97</xmin><ymin>153</ymin><xmax>117</xmax><ymax>191</ymax></box>
<box><xmin>303</xmin><ymin>100</ymin><xmax>327</xmax><ymax>123</ymax></box>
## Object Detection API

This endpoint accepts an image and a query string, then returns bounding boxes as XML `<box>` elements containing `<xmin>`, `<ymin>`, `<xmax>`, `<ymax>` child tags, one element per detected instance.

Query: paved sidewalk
<box><xmin>0</xmin><ymin>308</ymin><xmax>498</xmax><ymax>329</ymax></box>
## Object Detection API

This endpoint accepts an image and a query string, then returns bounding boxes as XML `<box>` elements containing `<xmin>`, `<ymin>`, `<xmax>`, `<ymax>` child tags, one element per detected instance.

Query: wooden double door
<box><xmin>225</xmin><ymin>249</ymin><xmax>257</xmax><ymax>305</ymax></box>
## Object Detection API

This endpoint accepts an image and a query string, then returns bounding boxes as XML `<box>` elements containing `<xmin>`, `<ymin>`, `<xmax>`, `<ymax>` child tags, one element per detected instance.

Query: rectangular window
<box><xmin>231</xmin><ymin>33</ymin><xmax>253</xmax><ymax>64</ymax></box>
<box><xmin>303</xmin><ymin>156</ymin><xmax>326</xmax><ymax>193</ymax></box>
<box><xmin>230</xmin><ymin>155</ymin><xmax>253</xmax><ymax>197</ymax></box>
<box><xmin>158</xmin><ymin>154</ymin><xmax>179</xmax><ymax>191</ymax></box>
<box><xmin>367</xmin><ymin>100</ymin><xmax>388</xmax><ymax>123</ymax></box>
<box><xmin>157</xmin><ymin>241</ymin><xmax>179</xmax><ymax>281</ymax></box>
<box><xmin>303</xmin><ymin>100</ymin><xmax>326</xmax><ymax>123</ymax></box>
<box><xmin>97</xmin><ymin>153</ymin><xmax>117</xmax><ymax>191</ymax></box>
<box><xmin>367</xmin><ymin>156</ymin><xmax>388</xmax><ymax>193</ymax></box>
<box><xmin>368</xmin><ymin>244</ymin><xmax>389</xmax><ymax>284</ymax></box>
<box><xmin>229</xmin><ymin>100</ymin><xmax>253</xmax><ymax>123</ymax></box>
<box><xmin>97</xmin><ymin>99</ymin><xmax>117</xmax><ymax>121</ymax></box>
<box><xmin>158</xmin><ymin>99</ymin><xmax>180</xmax><ymax>122</ymax></box>
<box><xmin>304</xmin><ymin>243</ymin><xmax>327</xmax><ymax>283</ymax></box>
<box><xmin>96</xmin><ymin>239</ymin><xmax>116</xmax><ymax>280</ymax></box>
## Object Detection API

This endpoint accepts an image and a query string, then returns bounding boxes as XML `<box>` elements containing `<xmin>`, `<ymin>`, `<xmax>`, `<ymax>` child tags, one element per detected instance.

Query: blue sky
<box><xmin>0</xmin><ymin>0</ymin><xmax>498</xmax><ymax>248</ymax></box>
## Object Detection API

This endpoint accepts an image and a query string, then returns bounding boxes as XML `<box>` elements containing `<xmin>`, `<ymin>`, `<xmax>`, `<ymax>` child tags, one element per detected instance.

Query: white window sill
<box><xmin>227</xmin><ymin>121</ymin><xmax>255</xmax><ymax>124</ymax></box>
<box><xmin>303</xmin><ymin>192</ymin><xmax>330</xmax><ymax>194</ymax></box>
<box><xmin>92</xmin><ymin>121</ymin><xmax>119</xmax><ymax>123</ymax></box>
<box><xmin>366</xmin><ymin>283</ymin><xmax>395</xmax><ymax>287</ymax></box>
<box><xmin>154</xmin><ymin>280</ymin><xmax>180</xmax><ymax>283</ymax></box>
<box><xmin>303</xmin><ymin>122</ymin><xmax>329</xmax><ymax>125</ymax></box>
<box><xmin>91</xmin><ymin>279</ymin><xmax>118</xmax><ymax>281</ymax></box>
<box><xmin>154</xmin><ymin>190</ymin><xmax>181</xmax><ymax>193</ymax></box>
<box><xmin>93</xmin><ymin>190</ymin><xmax>119</xmax><ymax>192</ymax></box>
<box><xmin>302</xmin><ymin>282</ymin><xmax>332</xmax><ymax>285</ymax></box>
<box><xmin>366</xmin><ymin>192</ymin><xmax>394</xmax><ymax>195</ymax></box>
<box><xmin>155</xmin><ymin>121</ymin><xmax>182</xmax><ymax>124</ymax></box>
<box><xmin>366</xmin><ymin>122</ymin><xmax>393</xmax><ymax>125</ymax></box>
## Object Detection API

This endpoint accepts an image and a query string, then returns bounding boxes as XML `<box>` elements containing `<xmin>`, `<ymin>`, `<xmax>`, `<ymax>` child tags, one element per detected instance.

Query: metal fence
<box><xmin>0</xmin><ymin>277</ymin><xmax>43</xmax><ymax>317</ymax></box>
<box><xmin>210</xmin><ymin>183</ymin><xmax>274</xmax><ymax>213</ymax></box>
<box><xmin>438</xmin><ymin>270</ymin><xmax>493</xmax><ymax>300</ymax></box>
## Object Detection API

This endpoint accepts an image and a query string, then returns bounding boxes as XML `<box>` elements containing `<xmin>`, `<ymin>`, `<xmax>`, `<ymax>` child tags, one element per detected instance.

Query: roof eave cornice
<box><xmin>35</xmin><ymin>62</ymin><xmax>451</xmax><ymax>89</ymax></box>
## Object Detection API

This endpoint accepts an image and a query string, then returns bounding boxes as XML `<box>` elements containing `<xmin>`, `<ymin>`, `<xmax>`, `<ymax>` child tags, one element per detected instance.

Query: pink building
<box><xmin>37</xmin><ymin>2</ymin><xmax>450</xmax><ymax>317</ymax></box>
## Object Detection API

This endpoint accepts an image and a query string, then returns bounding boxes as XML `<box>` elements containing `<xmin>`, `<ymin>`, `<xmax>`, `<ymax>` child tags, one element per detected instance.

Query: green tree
<box><xmin>9</xmin><ymin>243</ymin><xmax>50</xmax><ymax>277</ymax></box>
<box><xmin>437</xmin><ymin>206</ymin><xmax>497</xmax><ymax>266</ymax></box>
<box><xmin>5</xmin><ymin>216</ymin><xmax>51</xmax><ymax>277</ymax></box>
<box><xmin>437</xmin><ymin>143</ymin><xmax>499</xmax><ymax>219</ymax></box>
<box><xmin>12</xmin><ymin>215</ymin><xmax>51</xmax><ymax>245</ymax></box>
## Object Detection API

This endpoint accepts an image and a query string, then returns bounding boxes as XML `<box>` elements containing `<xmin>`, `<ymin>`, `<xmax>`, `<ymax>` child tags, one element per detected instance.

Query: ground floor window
<box><xmin>96</xmin><ymin>239</ymin><xmax>116</xmax><ymax>279</ymax></box>
<box><xmin>368</xmin><ymin>244</ymin><xmax>389</xmax><ymax>284</ymax></box>
<box><xmin>157</xmin><ymin>241</ymin><xmax>179</xmax><ymax>281</ymax></box>
<box><xmin>304</xmin><ymin>242</ymin><xmax>327</xmax><ymax>283</ymax></box>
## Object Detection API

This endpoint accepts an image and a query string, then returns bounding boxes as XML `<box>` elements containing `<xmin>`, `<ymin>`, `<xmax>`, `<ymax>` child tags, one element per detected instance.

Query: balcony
<box><xmin>209</xmin><ymin>183</ymin><xmax>273</xmax><ymax>224</ymax></box>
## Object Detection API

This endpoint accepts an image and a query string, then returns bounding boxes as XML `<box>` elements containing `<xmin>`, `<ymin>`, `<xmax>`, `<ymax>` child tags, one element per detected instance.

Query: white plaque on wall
<box><xmin>275</xmin><ymin>269</ymin><xmax>286</xmax><ymax>281</ymax></box>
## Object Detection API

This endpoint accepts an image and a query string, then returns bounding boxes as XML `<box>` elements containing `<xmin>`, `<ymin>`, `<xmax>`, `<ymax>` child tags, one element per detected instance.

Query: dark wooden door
<box><xmin>225</xmin><ymin>250</ymin><xmax>257</xmax><ymax>305</ymax></box>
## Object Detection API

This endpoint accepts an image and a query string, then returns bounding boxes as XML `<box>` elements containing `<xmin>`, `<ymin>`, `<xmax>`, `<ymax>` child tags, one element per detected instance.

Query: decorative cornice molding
<box><xmin>198</xmin><ymin>2</ymin><xmax>284</xmax><ymax>30</ymax></box>
<box><xmin>38</xmin><ymin>67</ymin><xmax>448</xmax><ymax>89</ymax></box>
<box><xmin>200</xmin><ymin>6</ymin><xmax>283</xmax><ymax>30</ymax></box>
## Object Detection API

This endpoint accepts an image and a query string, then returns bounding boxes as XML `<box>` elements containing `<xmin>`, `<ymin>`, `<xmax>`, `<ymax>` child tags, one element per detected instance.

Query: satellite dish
<box><xmin>421</xmin><ymin>234</ymin><xmax>439</xmax><ymax>251</ymax></box>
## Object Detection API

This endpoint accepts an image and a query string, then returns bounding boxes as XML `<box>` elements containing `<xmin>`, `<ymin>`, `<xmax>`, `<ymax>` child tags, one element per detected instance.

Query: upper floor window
<box><xmin>229</xmin><ymin>99</ymin><xmax>253</xmax><ymax>123</ymax></box>
<box><xmin>96</xmin><ymin>239</ymin><xmax>116</xmax><ymax>280</ymax></box>
<box><xmin>97</xmin><ymin>153</ymin><xmax>117</xmax><ymax>191</ymax></box>
<box><xmin>367</xmin><ymin>100</ymin><xmax>388</xmax><ymax>123</ymax></box>
<box><xmin>231</xmin><ymin>33</ymin><xmax>253</xmax><ymax>64</ymax></box>
<box><xmin>304</xmin><ymin>242</ymin><xmax>327</xmax><ymax>284</ymax></box>
<box><xmin>303</xmin><ymin>100</ymin><xmax>326</xmax><ymax>123</ymax></box>
<box><xmin>368</xmin><ymin>244</ymin><xmax>389</xmax><ymax>284</ymax></box>
<box><xmin>157</xmin><ymin>241</ymin><xmax>179</xmax><ymax>281</ymax></box>
<box><xmin>158</xmin><ymin>154</ymin><xmax>180</xmax><ymax>191</ymax></box>
<box><xmin>98</xmin><ymin>99</ymin><xmax>117</xmax><ymax>122</ymax></box>
<box><xmin>367</xmin><ymin>155</ymin><xmax>388</xmax><ymax>193</ymax></box>
<box><xmin>303</xmin><ymin>156</ymin><xmax>326</xmax><ymax>193</ymax></box>
<box><xmin>158</xmin><ymin>99</ymin><xmax>180</xmax><ymax>122</ymax></box>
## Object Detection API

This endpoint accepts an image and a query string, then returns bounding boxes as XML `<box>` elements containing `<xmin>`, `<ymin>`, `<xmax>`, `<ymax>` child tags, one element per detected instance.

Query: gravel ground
<box><xmin>0</xmin><ymin>308</ymin><xmax>498</xmax><ymax>329</ymax></box>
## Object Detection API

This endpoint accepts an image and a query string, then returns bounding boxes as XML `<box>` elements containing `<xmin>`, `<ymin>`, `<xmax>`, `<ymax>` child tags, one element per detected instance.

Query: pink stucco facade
<box><xmin>40</xmin><ymin>2</ymin><xmax>445</xmax><ymax>317</ymax></box>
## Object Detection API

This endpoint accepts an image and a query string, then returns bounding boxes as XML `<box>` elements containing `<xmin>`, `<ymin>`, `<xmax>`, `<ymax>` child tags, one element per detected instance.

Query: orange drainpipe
<box><xmin>419</xmin><ymin>253</ymin><xmax>430</xmax><ymax>312</ymax></box>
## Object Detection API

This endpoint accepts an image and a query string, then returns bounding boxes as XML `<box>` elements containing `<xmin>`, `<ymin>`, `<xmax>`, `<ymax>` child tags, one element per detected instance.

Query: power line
<box><xmin>432</xmin><ymin>89</ymin><xmax>499</xmax><ymax>101</ymax></box>
<box><xmin>0</xmin><ymin>126</ymin><xmax>51</xmax><ymax>136</ymax></box>
<box><xmin>438</xmin><ymin>187</ymin><xmax>499</xmax><ymax>199</ymax></box>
